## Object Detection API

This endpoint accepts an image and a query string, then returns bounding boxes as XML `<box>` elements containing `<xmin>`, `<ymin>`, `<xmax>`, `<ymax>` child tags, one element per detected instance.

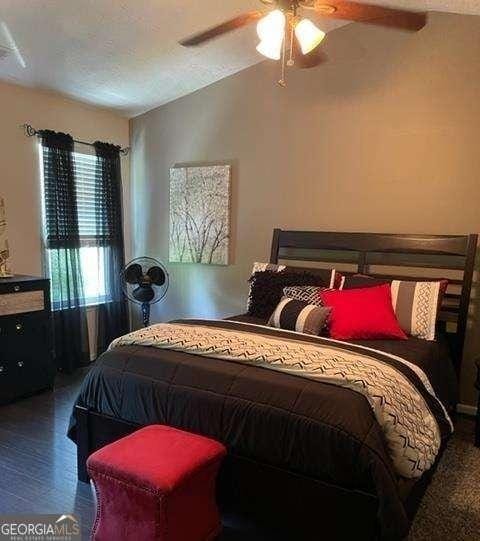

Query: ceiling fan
<box><xmin>180</xmin><ymin>0</ymin><xmax>427</xmax><ymax>85</ymax></box>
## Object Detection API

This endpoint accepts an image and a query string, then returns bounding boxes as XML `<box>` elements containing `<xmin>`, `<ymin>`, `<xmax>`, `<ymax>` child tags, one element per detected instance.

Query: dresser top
<box><xmin>0</xmin><ymin>274</ymin><xmax>47</xmax><ymax>283</ymax></box>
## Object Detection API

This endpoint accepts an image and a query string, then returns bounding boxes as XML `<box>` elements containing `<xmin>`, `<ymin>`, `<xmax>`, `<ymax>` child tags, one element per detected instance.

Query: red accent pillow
<box><xmin>320</xmin><ymin>284</ymin><xmax>407</xmax><ymax>341</ymax></box>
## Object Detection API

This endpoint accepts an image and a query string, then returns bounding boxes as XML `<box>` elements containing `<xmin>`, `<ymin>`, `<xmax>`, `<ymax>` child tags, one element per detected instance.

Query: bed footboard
<box><xmin>74</xmin><ymin>406</ymin><xmax>384</xmax><ymax>539</ymax></box>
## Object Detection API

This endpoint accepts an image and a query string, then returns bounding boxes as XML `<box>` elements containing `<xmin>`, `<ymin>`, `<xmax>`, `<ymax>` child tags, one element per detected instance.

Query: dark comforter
<box><xmin>68</xmin><ymin>316</ymin><xmax>457</xmax><ymax>540</ymax></box>
<box><xmin>230</xmin><ymin>314</ymin><xmax>458</xmax><ymax>409</ymax></box>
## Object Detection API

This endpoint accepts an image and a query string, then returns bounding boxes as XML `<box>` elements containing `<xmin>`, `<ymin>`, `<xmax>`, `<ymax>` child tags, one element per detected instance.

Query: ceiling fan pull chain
<box><xmin>287</xmin><ymin>7</ymin><xmax>295</xmax><ymax>66</ymax></box>
<box><xmin>277</xmin><ymin>23</ymin><xmax>287</xmax><ymax>87</ymax></box>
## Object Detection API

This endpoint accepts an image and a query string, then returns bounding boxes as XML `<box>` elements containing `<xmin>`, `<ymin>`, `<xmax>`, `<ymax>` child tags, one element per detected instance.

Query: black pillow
<box><xmin>247</xmin><ymin>269</ymin><xmax>324</xmax><ymax>318</ymax></box>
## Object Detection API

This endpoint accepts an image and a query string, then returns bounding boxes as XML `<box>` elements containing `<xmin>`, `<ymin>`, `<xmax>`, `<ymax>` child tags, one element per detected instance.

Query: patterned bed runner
<box><xmin>110</xmin><ymin>321</ymin><xmax>452</xmax><ymax>479</ymax></box>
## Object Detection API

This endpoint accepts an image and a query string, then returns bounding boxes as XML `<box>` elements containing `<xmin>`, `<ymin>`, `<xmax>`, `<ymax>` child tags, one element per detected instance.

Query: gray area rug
<box><xmin>409</xmin><ymin>416</ymin><xmax>480</xmax><ymax>540</ymax></box>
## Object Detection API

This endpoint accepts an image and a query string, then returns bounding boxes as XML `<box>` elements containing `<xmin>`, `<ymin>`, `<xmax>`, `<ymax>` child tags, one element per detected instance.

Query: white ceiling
<box><xmin>0</xmin><ymin>0</ymin><xmax>479</xmax><ymax>117</ymax></box>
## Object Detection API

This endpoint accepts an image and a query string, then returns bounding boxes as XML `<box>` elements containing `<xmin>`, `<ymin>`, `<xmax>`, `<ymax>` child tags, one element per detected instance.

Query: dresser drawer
<box><xmin>0</xmin><ymin>313</ymin><xmax>51</xmax><ymax>353</ymax></box>
<box><xmin>0</xmin><ymin>313</ymin><xmax>53</xmax><ymax>396</ymax></box>
<box><xmin>0</xmin><ymin>355</ymin><xmax>54</xmax><ymax>404</ymax></box>
<box><xmin>0</xmin><ymin>360</ymin><xmax>15</xmax><ymax>403</ymax></box>
<box><xmin>0</xmin><ymin>278</ymin><xmax>48</xmax><ymax>295</ymax></box>
<box><xmin>0</xmin><ymin>311</ymin><xmax>49</xmax><ymax>332</ymax></box>
<box><xmin>0</xmin><ymin>290</ymin><xmax>45</xmax><ymax>316</ymax></box>
<box><xmin>16</xmin><ymin>354</ymin><xmax>55</xmax><ymax>395</ymax></box>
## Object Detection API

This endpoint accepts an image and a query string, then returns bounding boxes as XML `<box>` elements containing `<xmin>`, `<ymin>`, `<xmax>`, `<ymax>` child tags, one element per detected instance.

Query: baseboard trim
<box><xmin>456</xmin><ymin>403</ymin><xmax>478</xmax><ymax>417</ymax></box>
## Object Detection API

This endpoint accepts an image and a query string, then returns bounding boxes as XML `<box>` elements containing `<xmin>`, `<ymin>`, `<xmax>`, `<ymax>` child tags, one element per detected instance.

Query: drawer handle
<box><xmin>17</xmin><ymin>361</ymin><xmax>24</xmax><ymax>368</ymax></box>
<box><xmin>13</xmin><ymin>285</ymin><xmax>20</xmax><ymax>292</ymax></box>
<box><xmin>15</xmin><ymin>323</ymin><xmax>23</xmax><ymax>331</ymax></box>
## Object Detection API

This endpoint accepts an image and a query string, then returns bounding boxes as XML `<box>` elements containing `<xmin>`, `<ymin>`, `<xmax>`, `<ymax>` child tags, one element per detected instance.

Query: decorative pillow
<box><xmin>251</xmin><ymin>262</ymin><xmax>343</xmax><ymax>289</ymax></box>
<box><xmin>282</xmin><ymin>285</ymin><xmax>328</xmax><ymax>305</ymax></box>
<box><xmin>320</xmin><ymin>285</ymin><xmax>407</xmax><ymax>341</ymax></box>
<box><xmin>251</xmin><ymin>262</ymin><xmax>287</xmax><ymax>274</ymax></box>
<box><xmin>247</xmin><ymin>270</ymin><xmax>322</xmax><ymax>318</ymax></box>
<box><xmin>268</xmin><ymin>297</ymin><xmax>331</xmax><ymax>335</ymax></box>
<box><xmin>342</xmin><ymin>274</ymin><xmax>448</xmax><ymax>340</ymax></box>
<box><xmin>334</xmin><ymin>272</ymin><xmax>346</xmax><ymax>289</ymax></box>
<box><xmin>390</xmin><ymin>280</ymin><xmax>447</xmax><ymax>341</ymax></box>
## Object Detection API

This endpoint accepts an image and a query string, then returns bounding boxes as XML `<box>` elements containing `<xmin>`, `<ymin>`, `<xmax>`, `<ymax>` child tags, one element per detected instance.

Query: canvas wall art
<box><xmin>0</xmin><ymin>197</ymin><xmax>12</xmax><ymax>277</ymax></box>
<box><xmin>169</xmin><ymin>165</ymin><xmax>231</xmax><ymax>265</ymax></box>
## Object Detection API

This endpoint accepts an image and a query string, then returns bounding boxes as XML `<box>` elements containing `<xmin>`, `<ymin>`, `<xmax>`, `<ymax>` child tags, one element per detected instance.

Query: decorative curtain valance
<box><xmin>94</xmin><ymin>141</ymin><xmax>122</xmax><ymax>159</ymax></box>
<box><xmin>38</xmin><ymin>129</ymin><xmax>74</xmax><ymax>151</ymax></box>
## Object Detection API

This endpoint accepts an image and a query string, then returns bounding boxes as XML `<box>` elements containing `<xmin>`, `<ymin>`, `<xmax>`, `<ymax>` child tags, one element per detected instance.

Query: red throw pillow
<box><xmin>320</xmin><ymin>284</ymin><xmax>407</xmax><ymax>341</ymax></box>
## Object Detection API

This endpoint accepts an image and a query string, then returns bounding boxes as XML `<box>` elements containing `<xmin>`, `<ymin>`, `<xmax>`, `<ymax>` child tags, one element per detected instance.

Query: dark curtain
<box><xmin>39</xmin><ymin>130</ymin><xmax>90</xmax><ymax>372</ymax></box>
<box><xmin>93</xmin><ymin>141</ymin><xmax>129</xmax><ymax>354</ymax></box>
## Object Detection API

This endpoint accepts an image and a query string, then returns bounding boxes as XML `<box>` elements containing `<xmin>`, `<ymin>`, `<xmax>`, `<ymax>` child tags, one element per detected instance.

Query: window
<box><xmin>38</xmin><ymin>130</ymin><xmax>126</xmax><ymax>362</ymax></box>
<box><xmin>40</xmin><ymin>149</ymin><xmax>109</xmax><ymax>308</ymax></box>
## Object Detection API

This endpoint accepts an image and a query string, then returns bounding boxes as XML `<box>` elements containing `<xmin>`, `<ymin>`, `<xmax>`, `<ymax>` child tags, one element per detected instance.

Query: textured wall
<box><xmin>130</xmin><ymin>12</ymin><xmax>480</xmax><ymax>406</ymax></box>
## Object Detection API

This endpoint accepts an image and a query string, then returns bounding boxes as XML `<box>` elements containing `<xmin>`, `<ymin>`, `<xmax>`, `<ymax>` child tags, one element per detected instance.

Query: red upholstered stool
<box><xmin>87</xmin><ymin>425</ymin><xmax>226</xmax><ymax>541</ymax></box>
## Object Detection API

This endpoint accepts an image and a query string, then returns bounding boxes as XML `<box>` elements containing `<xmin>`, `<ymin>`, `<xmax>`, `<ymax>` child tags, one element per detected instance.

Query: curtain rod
<box><xmin>22</xmin><ymin>123</ymin><xmax>130</xmax><ymax>156</ymax></box>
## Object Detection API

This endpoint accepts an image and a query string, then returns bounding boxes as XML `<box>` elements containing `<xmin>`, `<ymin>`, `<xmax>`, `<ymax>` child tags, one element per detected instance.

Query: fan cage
<box><xmin>121</xmin><ymin>256</ymin><xmax>169</xmax><ymax>305</ymax></box>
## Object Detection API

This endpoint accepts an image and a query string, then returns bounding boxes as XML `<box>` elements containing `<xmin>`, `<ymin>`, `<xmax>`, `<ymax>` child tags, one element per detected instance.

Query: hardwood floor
<box><xmin>0</xmin><ymin>368</ymin><xmax>267</xmax><ymax>541</ymax></box>
<box><xmin>0</xmin><ymin>369</ymin><xmax>95</xmax><ymax>540</ymax></box>
<box><xmin>0</xmin><ymin>369</ymin><xmax>476</xmax><ymax>541</ymax></box>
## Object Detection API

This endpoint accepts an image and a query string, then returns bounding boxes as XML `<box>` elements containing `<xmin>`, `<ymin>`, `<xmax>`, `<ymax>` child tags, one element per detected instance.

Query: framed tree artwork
<box><xmin>169</xmin><ymin>164</ymin><xmax>231</xmax><ymax>265</ymax></box>
<box><xmin>0</xmin><ymin>197</ymin><xmax>12</xmax><ymax>277</ymax></box>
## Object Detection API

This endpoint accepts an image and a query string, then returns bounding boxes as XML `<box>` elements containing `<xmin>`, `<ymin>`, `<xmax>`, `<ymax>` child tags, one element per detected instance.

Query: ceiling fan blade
<box><xmin>310</xmin><ymin>1</ymin><xmax>427</xmax><ymax>32</ymax></box>
<box><xmin>180</xmin><ymin>11</ymin><xmax>264</xmax><ymax>47</ymax></box>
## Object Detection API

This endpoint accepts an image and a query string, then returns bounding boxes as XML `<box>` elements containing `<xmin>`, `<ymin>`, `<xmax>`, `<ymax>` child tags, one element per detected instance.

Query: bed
<box><xmin>69</xmin><ymin>230</ymin><xmax>477</xmax><ymax>540</ymax></box>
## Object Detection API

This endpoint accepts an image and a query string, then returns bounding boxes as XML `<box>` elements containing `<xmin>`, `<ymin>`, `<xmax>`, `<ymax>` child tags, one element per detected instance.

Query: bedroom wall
<box><xmin>129</xmin><ymin>12</ymin><xmax>480</xmax><ymax>407</ymax></box>
<box><xmin>0</xmin><ymin>80</ymin><xmax>130</xmax><ymax>276</ymax></box>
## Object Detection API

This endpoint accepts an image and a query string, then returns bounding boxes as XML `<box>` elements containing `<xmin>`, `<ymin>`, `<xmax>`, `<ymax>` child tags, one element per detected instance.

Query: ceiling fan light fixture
<box><xmin>295</xmin><ymin>18</ymin><xmax>326</xmax><ymax>55</ymax></box>
<box><xmin>256</xmin><ymin>38</ymin><xmax>283</xmax><ymax>60</ymax></box>
<box><xmin>256</xmin><ymin>9</ymin><xmax>286</xmax><ymax>41</ymax></box>
<box><xmin>256</xmin><ymin>9</ymin><xmax>285</xmax><ymax>59</ymax></box>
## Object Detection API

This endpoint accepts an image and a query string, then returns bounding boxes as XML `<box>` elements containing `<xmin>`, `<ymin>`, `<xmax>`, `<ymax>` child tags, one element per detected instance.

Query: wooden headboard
<box><xmin>270</xmin><ymin>229</ymin><xmax>478</xmax><ymax>375</ymax></box>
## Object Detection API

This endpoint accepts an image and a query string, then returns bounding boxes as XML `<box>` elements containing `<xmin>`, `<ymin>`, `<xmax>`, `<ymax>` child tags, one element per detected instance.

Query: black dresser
<box><xmin>0</xmin><ymin>275</ymin><xmax>55</xmax><ymax>404</ymax></box>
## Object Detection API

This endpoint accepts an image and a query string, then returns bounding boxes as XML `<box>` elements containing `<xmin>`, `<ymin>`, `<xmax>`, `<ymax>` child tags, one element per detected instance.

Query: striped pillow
<box><xmin>268</xmin><ymin>297</ymin><xmax>331</xmax><ymax>335</ymax></box>
<box><xmin>391</xmin><ymin>280</ymin><xmax>444</xmax><ymax>341</ymax></box>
